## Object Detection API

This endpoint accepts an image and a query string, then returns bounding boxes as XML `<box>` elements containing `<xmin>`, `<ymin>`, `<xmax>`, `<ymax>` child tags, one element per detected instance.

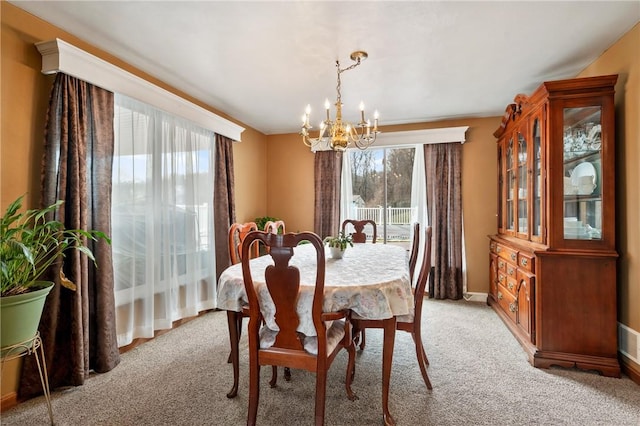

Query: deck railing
<box><xmin>353</xmin><ymin>207</ymin><xmax>414</xmax><ymax>225</ymax></box>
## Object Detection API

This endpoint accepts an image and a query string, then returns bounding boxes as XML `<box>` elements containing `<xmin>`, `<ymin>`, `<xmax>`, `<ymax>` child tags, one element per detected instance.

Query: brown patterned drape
<box><xmin>20</xmin><ymin>73</ymin><xmax>120</xmax><ymax>398</ymax></box>
<box><xmin>314</xmin><ymin>151</ymin><xmax>343</xmax><ymax>238</ymax></box>
<box><xmin>424</xmin><ymin>143</ymin><xmax>463</xmax><ymax>300</ymax></box>
<box><xmin>214</xmin><ymin>134</ymin><xmax>236</xmax><ymax>279</ymax></box>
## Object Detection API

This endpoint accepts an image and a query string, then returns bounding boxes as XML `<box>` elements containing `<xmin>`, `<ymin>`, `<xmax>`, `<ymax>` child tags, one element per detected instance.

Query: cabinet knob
<box><xmin>496</xmin><ymin>246</ymin><xmax>502</xmax><ymax>253</ymax></box>
<box><xmin>508</xmin><ymin>267</ymin><xmax>515</xmax><ymax>276</ymax></box>
<box><xmin>510</xmin><ymin>253</ymin><xmax>516</xmax><ymax>261</ymax></box>
<box><xmin>508</xmin><ymin>282</ymin><xmax>514</xmax><ymax>291</ymax></box>
<box><xmin>498</xmin><ymin>291</ymin><xmax>503</xmax><ymax>300</ymax></box>
<box><xmin>521</xmin><ymin>258</ymin><xmax>528</xmax><ymax>267</ymax></box>
<box><xmin>509</xmin><ymin>303</ymin><xmax>517</xmax><ymax>313</ymax></box>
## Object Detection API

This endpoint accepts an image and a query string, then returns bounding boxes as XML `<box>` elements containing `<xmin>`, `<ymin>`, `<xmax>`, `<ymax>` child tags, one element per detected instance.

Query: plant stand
<box><xmin>1</xmin><ymin>332</ymin><xmax>54</xmax><ymax>424</ymax></box>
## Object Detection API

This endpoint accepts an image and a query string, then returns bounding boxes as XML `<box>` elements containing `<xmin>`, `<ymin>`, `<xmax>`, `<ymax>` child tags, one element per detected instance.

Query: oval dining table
<box><xmin>217</xmin><ymin>242</ymin><xmax>413</xmax><ymax>426</ymax></box>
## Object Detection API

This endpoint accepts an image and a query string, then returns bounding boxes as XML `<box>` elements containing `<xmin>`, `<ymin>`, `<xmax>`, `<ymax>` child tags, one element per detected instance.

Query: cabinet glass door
<box><xmin>506</xmin><ymin>137</ymin><xmax>515</xmax><ymax>232</ymax></box>
<box><xmin>497</xmin><ymin>145</ymin><xmax>503</xmax><ymax>231</ymax></box>
<box><xmin>563</xmin><ymin>106</ymin><xmax>602</xmax><ymax>240</ymax></box>
<box><xmin>517</xmin><ymin>131</ymin><xmax>528</xmax><ymax>234</ymax></box>
<box><xmin>532</xmin><ymin>117</ymin><xmax>542</xmax><ymax>239</ymax></box>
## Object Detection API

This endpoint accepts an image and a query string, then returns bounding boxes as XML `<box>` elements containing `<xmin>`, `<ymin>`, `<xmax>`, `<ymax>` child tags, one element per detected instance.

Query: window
<box><xmin>344</xmin><ymin>147</ymin><xmax>416</xmax><ymax>247</ymax></box>
<box><xmin>112</xmin><ymin>94</ymin><xmax>216</xmax><ymax>347</ymax></box>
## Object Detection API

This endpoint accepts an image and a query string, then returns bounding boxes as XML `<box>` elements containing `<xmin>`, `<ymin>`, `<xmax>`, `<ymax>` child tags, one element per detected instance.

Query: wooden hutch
<box><xmin>488</xmin><ymin>75</ymin><xmax>620</xmax><ymax>377</ymax></box>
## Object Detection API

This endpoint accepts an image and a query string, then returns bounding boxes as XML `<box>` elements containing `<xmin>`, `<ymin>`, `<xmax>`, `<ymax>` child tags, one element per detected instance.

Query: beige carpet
<box><xmin>2</xmin><ymin>299</ymin><xmax>639</xmax><ymax>425</ymax></box>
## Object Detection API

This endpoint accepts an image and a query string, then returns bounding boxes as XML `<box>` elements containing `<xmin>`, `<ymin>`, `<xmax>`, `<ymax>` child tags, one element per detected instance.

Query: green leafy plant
<box><xmin>323</xmin><ymin>231</ymin><xmax>353</xmax><ymax>251</ymax></box>
<box><xmin>0</xmin><ymin>195</ymin><xmax>111</xmax><ymax>297</ymax></box>
<box><xmin>254</xmin><ymin>216</ymin><xmax>279</xmax><ymax>231</ymax></box>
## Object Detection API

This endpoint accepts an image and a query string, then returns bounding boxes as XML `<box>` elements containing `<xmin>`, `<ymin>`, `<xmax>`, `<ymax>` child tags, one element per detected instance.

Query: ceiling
<box><xmin>10</xmin><ymin>1</ymin><xmax>640</xmax><ymax>135</ymax></box>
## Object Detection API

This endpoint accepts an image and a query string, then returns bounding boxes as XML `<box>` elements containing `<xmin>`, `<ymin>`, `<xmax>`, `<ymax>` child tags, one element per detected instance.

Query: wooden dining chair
<box><xmin>408</xmin><ymin>222</ymin><xmax>421</xmax><ymax>284</ymax></box>
<box><xmin>352</xmin><ymin>226</ymin><xmax>434</xmax><ymax>390</ymax></box>
<box><xmin>355</xmin><ymin>222</ymin><xmax>421</xmax><ymax>351</ymax></box>
<box><xmin>229</xmin><ymin>222</ymin><xmax>260</xmax><ymax>265</ymax></box>
<box><xmin>241</xmin><ymin>231</ymin><xmax>357</xmax><ymax>426</ymax></box>
<box><xmin>264</xmin><ymin>219</ymin><xmax>285</xmax><ymax>235</ymax></box>
<box><xmin>341</xmin><ymin>219</ymin><xmax>377</xmax><ymax>243</ymax></box>
<box><xmin>226</xmin><ymin>221</ymin><xmax>280</xmax><ymax>398</ymax></box>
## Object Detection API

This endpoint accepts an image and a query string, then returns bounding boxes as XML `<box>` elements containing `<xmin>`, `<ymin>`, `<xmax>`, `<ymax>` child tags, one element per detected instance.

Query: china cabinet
<box><xmin>489</xmin><ymin>75</ymin><xmax>619</xmax><ymax>377</ymax></box>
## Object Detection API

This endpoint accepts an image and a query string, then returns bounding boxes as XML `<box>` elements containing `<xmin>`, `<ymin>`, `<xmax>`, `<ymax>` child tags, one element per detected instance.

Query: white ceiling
<box><xmin>10</xmin><ymin>1</ymin><xmax>640</xmax><ymax>135</ymax></box>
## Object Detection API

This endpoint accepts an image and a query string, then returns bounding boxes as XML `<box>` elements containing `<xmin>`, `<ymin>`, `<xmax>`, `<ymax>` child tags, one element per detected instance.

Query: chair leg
<box><xmin>284</xmin><ymin>366</ymin><xmax>292</xmax><ymax>381</ymax></box>
<box><xmin>412</xmin><ymin>332</ymin><xmax>432</xmax><ymax>390</ymax></box>
<box><xmin>314</xmin><ymin>370</ymin><xmax>328</xmax><ymax>426</ymax></box>
<box><xmin>226</xmin><ymin>311</ymin><xmax>240</xmax><ymax>398</ymax></box>
<box><xmin>269</xmin><ymin>366</ymin><xmax>278</xmax><ymax>388</ymax></box>
<box><xmin>247</xmin><ymin>363</ymin><xmax>260</xmax><ymax>426</ymax></box>
<box><xmin>227</xmin><ymin>313</ymin><xmax>244</xmax><ymax>363</ymax></box>
<box><xmin>420</xmin><ymin>341</ymin><xmax>430</xmax><ymax>367</ymax></box>
<box><xmin>345</xmin><ymin>339</ymin><xmax>358</xmax><ymax>401</ymax></box>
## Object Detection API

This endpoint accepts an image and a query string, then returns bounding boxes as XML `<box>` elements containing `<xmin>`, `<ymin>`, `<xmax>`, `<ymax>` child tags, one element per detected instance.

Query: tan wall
<box><xmin>577</xmin><ymin>23</ymin><xmax>640</xmax><ymax>333</ymax></box>
<box><xmin>1</xmin><ymin>2</ymin><xmax>266</xmax><ymax>219</ymax></box>
<box><xmin>265</xmin><ymin>133</ymin><xmax>316</xmax><ymax>232</ymax></box>
<box><xmin>266</xmin><ymin>117</ymin><xmax>501</xmax><ymax>294</ymax></box>
<box><xmin>232</xmin><ymin>127</ymin><xmax>268</xmax><ymax>224</ymax></box>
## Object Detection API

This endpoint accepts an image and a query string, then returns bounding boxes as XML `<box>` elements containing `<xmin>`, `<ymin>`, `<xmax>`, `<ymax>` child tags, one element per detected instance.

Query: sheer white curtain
<box><xmin>340</xmin><ymin>152</ymin><xmax>354</xmax><ymax>225</ymax></box>
<box><xmin>410</xmin><ymin>144</ymin><xmax>428</xmax><ymax>284</ymax></box>
<box><xmin>112</xmin><ymin>94</ymin><xmax>216</xmax><ymax>347</ymax></box>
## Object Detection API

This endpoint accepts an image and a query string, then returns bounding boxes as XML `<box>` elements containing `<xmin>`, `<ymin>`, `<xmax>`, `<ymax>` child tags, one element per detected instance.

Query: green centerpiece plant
<box><xmin>323</xmin><ymin>231</ymin><xmax>353</xmax><ymax>259</ymax></box>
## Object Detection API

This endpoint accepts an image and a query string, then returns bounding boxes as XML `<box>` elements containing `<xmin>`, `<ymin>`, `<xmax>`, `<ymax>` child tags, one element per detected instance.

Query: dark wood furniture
<box><xmin>489</xmin><ymin>75</ymin><xmax>620</xmax><ymax>377</ymax></box>
<box><xmin>228</xmin><ymin>221</ymin><xmax>259</xmax><ymax>265</ymax></box>
<box><xmin>264</xmin><ymin>220</ymin><xmax>286</xmax><ymax>235</ymax></box>
<box><xmin>341</xmin><ymin>219</ymin><xmax>377</xmax><ymax>243</ymax></box>
<box><xmin>408</xmin><ymin>222</ymin><xmax>420</xmax><ymax>284</ymax></box>
<box><xmin>241</xmin><ymin>231</ymin><xmax>357</xmax><ymax>426</ymax></box>
<box><xmin>356</xmin><ymin>222</ymin><xmax>421</xmax><ymax>351</ymax></box>
<box><xmin>353</xmin><ymin>226</ymin><xmax>433</xmax><ymax>391</ymax></box>
<box><xmin>226</xmin><ymin>221</ymin><xmax>279</xmax><ymax>398</ymax></box>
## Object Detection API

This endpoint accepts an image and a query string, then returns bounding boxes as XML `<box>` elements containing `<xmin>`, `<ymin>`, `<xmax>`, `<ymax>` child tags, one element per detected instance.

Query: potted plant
<box><xmin>0</xmin><ymin>195</ymin><xmax>110</xmax><ymax>352</ymax></box>
<box><xmin>323</xmin><ymin>231</ymin><xmax>353</xmax><ymax>259</ymax></box>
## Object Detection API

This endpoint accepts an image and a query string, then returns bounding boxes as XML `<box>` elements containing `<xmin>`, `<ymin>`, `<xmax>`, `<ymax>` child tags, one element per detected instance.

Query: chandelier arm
<box><xmin>300</xmin><ymin>51</ymin><xmax>379</xmax><ymax>152</ymax></box>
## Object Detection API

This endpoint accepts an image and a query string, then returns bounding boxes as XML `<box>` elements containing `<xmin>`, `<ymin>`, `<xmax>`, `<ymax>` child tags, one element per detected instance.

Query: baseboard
<box><xmin>620</xmin><ymin>353</ymin><xmax>640</xmax><ymax>385</ymax></box>
<box><xmin>618</xmin><ymin>322</ymin><xmax>639</xmax><ymax>363</ymax></box>
<box><xmin>1</xmin><ymin>392</ymin><xmax>18</xmax><ymax>412</ymax></box>
<box><xmin>463</xmin><ymin>292</ymin><xmax>488</xmax><ymax>303</ymax></box>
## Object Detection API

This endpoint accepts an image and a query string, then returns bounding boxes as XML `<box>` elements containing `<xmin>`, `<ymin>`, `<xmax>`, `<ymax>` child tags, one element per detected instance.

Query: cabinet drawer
<box><xmin>497</xmin><ymin>258</ymin><xmax>507</xmax><ymax>272</ymax></box>
<box><xmin>518</xmin><ymin>253</ymin><xmax>535</xmax><ymax>272</ymax></box>
<box><xmin>495</xmin><ymin>243</ymin><xmax>518</xmax><ymax>264</ymax></box>
<box><xmin>497</xmin><ymin>284</ymin><xmax>517</xmax><ymax>323</ymax></box>
<box><xmin>498</xmin><ymin>271</ymin><xmax>517</xmax><ymax>296</ymax></box>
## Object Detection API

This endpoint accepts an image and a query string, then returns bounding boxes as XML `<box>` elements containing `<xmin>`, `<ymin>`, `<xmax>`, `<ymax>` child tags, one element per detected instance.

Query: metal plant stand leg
<box><xmin>1</xmin><ymin>332</ymin><xmax>54</xmax><ymax>425</ymax></box>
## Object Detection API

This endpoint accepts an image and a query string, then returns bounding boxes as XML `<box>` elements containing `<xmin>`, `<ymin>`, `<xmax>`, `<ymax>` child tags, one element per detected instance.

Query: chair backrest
<box><xmin>228</xmin><ymin>222</ymin><xmax>259</xmax><ymax>265</ymax></box>
<box><xmin>264</xmin><ymin>220</ymin><xmax>286</xmax><ymax>235</ymax></box>
<box><xmin>408</xmin><ymin>222</ymin><xmax>421</xmax><ymax>283</ymax></box>
<box><xmin>413</xmin><ymin>226</ymin><xmax>432</xmax><ymax>324</ymax></box>
<box><xmin>341</xmin><ymin>219</ymin><xmax>377</xmax><ymax>243</ymax></box>
<box><xmin>241</xmin><ymin>231</ymin><xmax>326</xmax><ymax>352</ymax></box>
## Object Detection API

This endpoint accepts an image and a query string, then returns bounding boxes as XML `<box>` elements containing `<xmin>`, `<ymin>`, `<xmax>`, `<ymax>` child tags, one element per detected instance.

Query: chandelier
<box><xmin>300</xmin><ymin>51</ymin><xmax>380</xmax><ymax>151</ymax></box>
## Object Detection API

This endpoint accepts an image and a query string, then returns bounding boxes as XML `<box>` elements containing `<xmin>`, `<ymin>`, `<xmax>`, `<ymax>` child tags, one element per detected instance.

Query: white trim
<box><xmin>370</xmin><ymin>126</ymin><xmax>469</xmax><ymax>148</ymax></box>
<box><xmin>311</xmin><ymin>126</ymin><xmax>469</xmax><ymax>152</ymax></box>
<box><xmin>618</xmin><ymin>322</ymin><xmax>640</xmax><ymax>363</ymax></box>
<box><xmin>463</xmin><ymin>292</ymin><xmax>488</xmax><ymax>303</ymax></box>
<box><xmin>35</xmin><ymin>38</ymin><xmax>244</xmax><ymax>141</ymax></box>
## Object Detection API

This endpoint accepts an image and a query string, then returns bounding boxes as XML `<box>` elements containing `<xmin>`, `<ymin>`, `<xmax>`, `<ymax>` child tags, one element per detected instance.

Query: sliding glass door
<box><xmin>347</xmin><ymin>148</ymin><xmax>415</xmax><ymax>247</ymax></box>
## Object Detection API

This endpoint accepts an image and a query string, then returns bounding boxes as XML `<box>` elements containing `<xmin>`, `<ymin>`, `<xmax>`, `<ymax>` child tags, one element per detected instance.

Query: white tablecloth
<box><xmin>216</xmin><ymin>243</ymin><xmax>413</xmax><ymax>336</ymax></box>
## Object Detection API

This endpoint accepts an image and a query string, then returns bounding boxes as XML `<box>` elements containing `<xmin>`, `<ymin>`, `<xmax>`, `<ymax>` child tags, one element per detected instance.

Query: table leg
<box><xmin>382</xmin><ymin>316</ymin><xmax>397</xmax><ymax>426</ymax></box>
<box><xmin>226</xmin><ymin>310</ymin><xmax>240</xmax><ymax>398</ymax></box>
